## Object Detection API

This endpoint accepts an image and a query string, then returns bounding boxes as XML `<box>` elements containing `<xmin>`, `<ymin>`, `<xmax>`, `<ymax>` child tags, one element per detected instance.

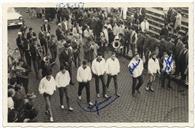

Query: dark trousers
<box><xmin>106</xmin><ymin>75</ymin><xmax>118</xmax><ymax>94</ymax></box>
<box><xmin>32</xmin><ymin>57</ymin><xmax>39</xmax><ymax>78</ymax></box>
<box><xmin>161</xmin><ymin>72</ymin><xmax>171</xmax><ymax>88</ymax></box>
<box><xmin>50</xmin><ymin>47</ymin><xmax>57</xmax><ymax>62</ymax></box>
<box><xmin>58</xmin><ymin>87</ymin><xmax>70</xmax><ymax>108</ymax></box>
<box><xmin>132</xmin><ymin>75</ymin><xmax>143</xmax><ymax>95</ymax></box>
<box><xmin>78</xmin><ymin>82</ymin><xmax>90</xmax><ymax>103</ymax></box>
<box><xmin>94</xmin><ymin>75</ymin><xmax>106</xmax><ymax>95</ymax></box>
<box><xmin>73</xmin><ymin>52</ymin><xmax>80</xmax><ymax>68</ymax></box>
<box><xmin>25</xmin><ymin>52</ymin><xmax>31</xmax><ymax>68</ymax></box>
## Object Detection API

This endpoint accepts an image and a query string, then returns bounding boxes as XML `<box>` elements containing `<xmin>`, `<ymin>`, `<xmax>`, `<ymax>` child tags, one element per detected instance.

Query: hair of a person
<box><xmin>45</xmin><ymin>68</ymin><xmax>52</xmax><ymax>76</ymax></box>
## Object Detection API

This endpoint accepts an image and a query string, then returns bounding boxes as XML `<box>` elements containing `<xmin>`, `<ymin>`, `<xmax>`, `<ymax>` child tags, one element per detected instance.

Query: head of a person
<box><xmin>60</xmin><ymin>65</ymin><xmax>67</xmax><ymax>74</ymax></box>
<box><xmin>17</xmin><ymin>32</ymin><xmax>22</xmax><ymax>37</ymax></box>
<box><xmin>8</xmin><ymin>88</ymin><xmax>15</xmax><ymax>97</ymax></box>
<box><xmin>18</xmin><ymin>59</ymin><xmax>24</xmax><ymax>66</ymax></box>
<box><xmin>134</xmin><ymin>53</ymin><xmax>140</xmax><ymax>61</ymax></box>
<box><xmin>64</xmin><ymin>42</ymin><xmax>69</xmax><ymax>49</ymax></box>
<box><xmin>151</xmin><ymin>52</ymin><xmax>157</xmax><ymax>59</ymax></box>
<box><xmin>51</xmin><ymin>34</ymin><xmax>55</xmax><ymax>40</ymax></box>
<box><xmin>97</xmin><ymin>52</ymin><xmax>103</xmax><ymax>60</ymax></box>
<box><xmin>58</xmin><ymin>23</ymin><xmax>62</xmax><ymax>28</ymax></box>
<box><xmin>45</xmin><ymin>68</ymin><xmax>52</xmax><ymax>80</ymax></box>
<box><xmin>82</xmin><ymin>60</ymin><xmax>87</xmax><ymax>69</ymax></box>
<box><xmin>29</xmin><ymin>27</ymin><xmax>33</xmax><ymax>32</ymax></box>
<box><xmin>44</xmin><ymin>19</ymin><xmax>48</xmax><ymax>24</ymax></box>
<box><xmin>111</xmin><ymin>51</ymin><xmax>116</xmax><ymax>60</ymax></box>
<box><xmin>144</xmin><ymin>17</ymin><xmax>147</xmax><ymax>22</ymax></box>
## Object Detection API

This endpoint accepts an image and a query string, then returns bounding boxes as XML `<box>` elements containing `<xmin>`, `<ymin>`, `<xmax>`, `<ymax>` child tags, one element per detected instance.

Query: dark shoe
<box><xmin>136</xmin><ymin>89</ymin><xmax>141</xmax><ymax>94</ymax></box>
<box><xmin>150</xmin><ymin>87</ymin><xmax>154</xmax><ymax>92</ymax></box>
<box><xmin>45</xmin><ymin>110</ymin><xmax>50</xmax><ymax>116</ymax></box>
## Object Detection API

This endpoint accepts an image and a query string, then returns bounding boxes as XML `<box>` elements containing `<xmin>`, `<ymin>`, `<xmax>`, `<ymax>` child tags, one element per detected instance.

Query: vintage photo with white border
<box><xmin>1</xmin><ymin>0</ymin><xmax>194</xmax><ymax>127</ymax></box>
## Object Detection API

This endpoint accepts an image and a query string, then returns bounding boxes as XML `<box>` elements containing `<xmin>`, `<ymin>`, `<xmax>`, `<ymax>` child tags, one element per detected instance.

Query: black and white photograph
<box><xmin>2</xmin><ymin>2</ymin><xmax>194</xmax><ymax>127</ymax></box>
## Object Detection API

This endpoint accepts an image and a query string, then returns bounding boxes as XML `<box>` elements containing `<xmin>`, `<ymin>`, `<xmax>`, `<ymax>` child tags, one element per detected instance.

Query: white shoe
<box><xmin>97</xmin><ymin>94</ymin><xmax>100</xmax><ymax>98</ymax></box>
<box><xmin>68</xmin><ymin>107</ymin><xmax>74</xmax><ymax>111</ymax></box>
<box><xmin>145</xmin><ymin>87</ymin><xmax>149</xmax><ymax>91</ymax></box>
<box><xmin>88</xmin><ymin>102</ymin><xmax>93</xmax><ymax>106</ymax></box>
<box><xmin>104</xmin><ymin>94</ymin><xmax>109</xmax><ymax>98</ymax></box>
<box><xmin>50</xmin><ymin>117</ymin><xmax>54</xmax><ymax>122</ymax></box>
<box><xmin>78</xmin><ymin>96</ymin><xmax>82</xmax><ymax>100</ymax></box>
<box><xmin>150</xmin><ymin>87</ymin><xmax>154</xmax><ymax>92</ymax></box>
<box><xmin>60</xmin><ymin>105</ymin><xmax>65</xmax><ymax>109</ymax></box>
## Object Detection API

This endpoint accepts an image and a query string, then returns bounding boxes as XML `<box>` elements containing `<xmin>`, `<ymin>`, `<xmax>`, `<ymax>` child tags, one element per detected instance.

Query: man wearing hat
<box><xmin>92</xmin><ymin>52</ymin><xmax>108</xmax><ymax>98</ymax></box>
<box><xmin>42</xmin><ymin>19</ymin><xmax>51</xmax><ymax>33</ymax></box>
<box><xmin>145</xmin><ymin>52</ymin><xmax>160</xmax><ymax>92</ymax></box>
<box><xmin>128</xmin><ymin>53</ymin><xmax>144</xmax><ymax>97</ymax></box>
<box><xmin>59</xmin><ymin>42</ymin><xmax>74</xmax><ymax>85</ymax></box>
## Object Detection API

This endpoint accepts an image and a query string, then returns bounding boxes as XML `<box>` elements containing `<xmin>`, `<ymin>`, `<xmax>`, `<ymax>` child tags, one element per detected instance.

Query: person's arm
<box><xmin>38</xmin><ymin>79</ymin><xmax>44</xmax><ymax>94</ymax></box>
<box><xmin>117</xmin><ymin>59</ymin><xmax>120</xmax><ymax>74</ymax></box>
<box><xmin>88</xmin><ymin>67</ymin><xmax>92</xmax><ymax>81</ymax></box>
<box><xmin>67</xmin><ymin>71</ymin><xmax>71</xmax><ymax>84</ymax></box>
<box><xmin>105</xmin><ymin>59</ymin><xmax>109</xmax><ymax>74</ymax></box>
<box><xmin>55</xmin><ymin>73</ymin><xmax>59</xmax><ymax>87</ymax></box>
<box><xmin>76</xmin><ymin>67</ymin><xmax>82</xmax><ymax>82</ymax></box>
<box><xmin>147</xmin><ymin>59</ymin><xmax>152</xmax><ymax>74</ymax></box>
<box><xmin>156</xmin><ymin>59</ymin><xmax>161</xmax><ymax>74</ymax></box>
<box><xmin>91</xmin><ymin>60</ymin><xmax>96</xmax><ymax>74</ymax></box>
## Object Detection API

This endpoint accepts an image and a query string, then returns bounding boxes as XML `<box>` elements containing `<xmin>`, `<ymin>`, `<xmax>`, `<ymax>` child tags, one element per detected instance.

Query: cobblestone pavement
<box><xmin>8</xmin><ymin>8</ymin><xmax>188</xmax><ymax>122</ymax></box>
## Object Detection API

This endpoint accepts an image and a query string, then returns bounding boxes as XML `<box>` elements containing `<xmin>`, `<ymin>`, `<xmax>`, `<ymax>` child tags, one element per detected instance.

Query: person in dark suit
<box><xmin>38</xmin><ymin>27</ymin><xmax>47</xmax><ymax>55</ymax></box>
<box><xmin>160</xmin><ymin>24</ymin><xmax>169</xmax><ymax>39</ymax></box>
<box><xmin>16</xmin><ymin>32</ymin><xmax>25</xmax><ymax>60</ymax></box>
<box><xmin>48</xmin><ymin>35</ymin><xmax>57</xmax><ymax>63</ymax></box>
<box><xmin>42</xmin><ymin>19</ymin><xmax>51</xmax><ymax>33</ymax></box>
<box><xmin>23</xmin><ymin>37</ymin><xmax>32</xmax><ymax>69</ymax></box>
<box><xmin>55</xmin><ymin>23</ymin><xmax>65</xmax><ymax>41</ymax></box>
<box><xmin>59</xmin><ymin>43</ymin><xmax>74</xmax><ymax>85</ymax></box>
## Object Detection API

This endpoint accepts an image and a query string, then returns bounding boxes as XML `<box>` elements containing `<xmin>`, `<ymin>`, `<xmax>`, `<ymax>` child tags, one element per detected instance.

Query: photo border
<box><xmin>2</xmin><ymin>1</ymin><xmax>194</xmax><ymax>127</ymax></box>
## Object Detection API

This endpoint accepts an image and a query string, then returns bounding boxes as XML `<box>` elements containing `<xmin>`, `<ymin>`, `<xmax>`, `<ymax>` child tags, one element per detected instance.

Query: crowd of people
<box><xmin>7</xmin><ymin>7</ymin><xmax>188</xmax><ymax>122</ymax></box>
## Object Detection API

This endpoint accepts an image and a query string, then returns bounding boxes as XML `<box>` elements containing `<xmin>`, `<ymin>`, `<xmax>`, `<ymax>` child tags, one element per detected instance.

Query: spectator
<box><xmin>140</xmin><ymin>17</ymin><xmax>149</xmax><ymax>33</ymax></box>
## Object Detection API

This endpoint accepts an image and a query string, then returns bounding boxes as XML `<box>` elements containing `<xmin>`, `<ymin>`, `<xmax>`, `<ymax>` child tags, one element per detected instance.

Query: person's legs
<box><xmin>64</xmin><ymin>87</ymin><xmax>70</xmax><ymax>108</ymax></box>
<box><xmin>136</xmin><ymin>75</ymin><xmax>143</xmax><ymax>91</ymax></box>
<box><xmin>100</xmin><ymin>75</ymin><xmax>107</xmax><ymax>96</ymax></box>
<box><xmin>106</xmin><ymin>75</ymin><xmax>112</xmax><ymax>89</ymax></box>
<box><xmin>95</xmin><ymin>75</ymin><xmax>100</xmax><ymax>95</ymax></box>
<box><xmin>85</xmin><ymin>82</ymin><xmax>90</xmax><ymax>103</ymax></box>
<box><xmin>132</xmin><ymin>77</ymin><xmax>137</xmax><ymax>96</ymax></box>
<box><xmin>44</xmin><ymin>94</ymin><xmax>53</xmax><ymax>117</ymax></box>
<box><xmin>146</xmin><ymin>74</ymin><xmax>152</xmax><ymax>90</ymax></box>
<box><xmin>166</xmin><ymin>73</ymin><xmax>172</xmax><ymax>88</ymax></box>
<box><xmin>58</xmin><ymin>88</ymin><xmax>64</xmax><ymax>106</ymax></box>
<box><xmin>113</xmin><ymin>75</ymin><xmax>119</xmax><ymax>95</ymax></box>
<box><xmin>78</xmin><ymin>82</ymin><xmax>85</xmax><ymax>97</ymax></box>
<box><xmin>161</xmin><ymin>72</ymin><xmax>166</xmax><ymax>88</ymax></box>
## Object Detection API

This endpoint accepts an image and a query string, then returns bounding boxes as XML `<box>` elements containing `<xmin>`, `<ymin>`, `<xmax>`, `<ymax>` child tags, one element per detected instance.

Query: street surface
<box><xmin>8</xmin><ymin>8</ymin><xmax>188</xmax><ymax>122</ymax></box>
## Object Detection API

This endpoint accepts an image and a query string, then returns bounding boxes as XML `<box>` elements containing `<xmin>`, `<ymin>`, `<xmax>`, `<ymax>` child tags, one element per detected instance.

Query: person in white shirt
<box><xmin>161</xmin><ymin>51</ymin><xmax>174</xmax><ymax>89</ymax></box>
<box><xmin>128</xmin><ymin>53</ymin><xmax>144</xmax><ymax>97</ymax></box>
<box><xmin>113</xmin><ymin>23</ymin><xmax>120</xmax><ymax>36</ymax></box>
<box><xmin>174</xmin><ymin>11</ymin><xmax>182</xmax><ymax>31</ymax></box>
<box><xmin>145</xmin><ymin>53</ymin><xmax>160</xmax><ymax>92</ymax></box>
<box><xmin>55</xmin><ymin>65</ymin><xmax>73</xmax><ymax>111</ymax></box>
<box><xmin>141</xmin><ymin>18</ymin><xmax>149</xmax><ymax>33</ymax></box>
<box><xmin>38</xmin><ymin>68</ymin><xmax>56</xmax><ymax>122</ymax></box>
<box><xmin>92</xmin><ymin>53</ymin><xmax>108</xmax><ymax>98</ymax></box>
<box><xmin>106</xmin><ymin>52</ymin><xmax>120</xmax><ymax>96</ymax></box>
<box><xmin>77</xmin><ymin>61</ymin><xmax>93</xmax><ymax>106</ymax></box>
